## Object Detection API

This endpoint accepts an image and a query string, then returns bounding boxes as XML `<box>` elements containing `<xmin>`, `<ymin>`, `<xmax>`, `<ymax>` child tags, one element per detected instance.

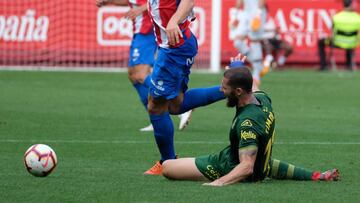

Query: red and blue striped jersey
<box><xmin>128</xmin><ymin>0</ymin><xmax>153</xmax><ymax>34</ymax></box>
<box><xmin>148</xmin><ymin>0</ymin><xmax>195</xmax><ymax>48</ymax></box>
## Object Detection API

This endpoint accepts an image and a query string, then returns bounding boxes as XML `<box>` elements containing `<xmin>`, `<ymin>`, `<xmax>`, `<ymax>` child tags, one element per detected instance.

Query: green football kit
<box><xmin>195</xmin><ymin>91</ymin><xmax>275</xmax><ymax>182</ymax></box>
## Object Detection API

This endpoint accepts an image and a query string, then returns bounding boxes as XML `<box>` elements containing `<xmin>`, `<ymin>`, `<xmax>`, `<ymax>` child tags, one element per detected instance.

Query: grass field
<box><xmin>1</xmin><ymin>69</ymin><xmax>359</xmax><ymax>202</ymax></box>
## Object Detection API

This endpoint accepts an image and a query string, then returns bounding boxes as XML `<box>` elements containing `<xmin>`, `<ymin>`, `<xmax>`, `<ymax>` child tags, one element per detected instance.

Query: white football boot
<box><xmin>178</xmin><ymin>110</ymin><xmax>193</xmax><ymax>130</ymax></box>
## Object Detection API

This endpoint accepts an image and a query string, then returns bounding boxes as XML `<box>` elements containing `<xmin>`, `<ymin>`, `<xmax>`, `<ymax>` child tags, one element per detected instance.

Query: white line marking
<box><xmin>0</xmin><ymin>139</ymin><xmax>359</xmax><ymax>145</ymax></box>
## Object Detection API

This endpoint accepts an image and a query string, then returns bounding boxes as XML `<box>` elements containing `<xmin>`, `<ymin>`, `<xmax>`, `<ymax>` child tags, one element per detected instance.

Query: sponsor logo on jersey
<box><xmin>205</xmin><ymin>165</ymin><xmax>221</xmax><ymax>180</ymax></box>
<box><xmin>150</xmin><ymin>79</ymin><xmax>165</xmax><ymax>91</ymax></box>
<box><xmin>240</xmin><ymin>119</ymin><xmax>253</xmax><ymax>127</ymax></box>
<box><xmin>240</xmin><ymin>130</ymin><xmax>256</xmax><ymax>140</ymax></box>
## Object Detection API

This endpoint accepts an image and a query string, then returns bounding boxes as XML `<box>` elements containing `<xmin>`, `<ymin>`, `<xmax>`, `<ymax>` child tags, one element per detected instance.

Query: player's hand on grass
<box><xmin>96</xmin><ymin>0</ymin><xmax>110</xmax><ymax>7</ymax></box>
<box><xmin>166</xmin><ymin>19</ymin><xmax>183</xmax><ymax>46</ymax></box>
<box><xmin>202</xmin><ymin>180</ymin><xmax>225</xmax><ymax>187</ymax></box>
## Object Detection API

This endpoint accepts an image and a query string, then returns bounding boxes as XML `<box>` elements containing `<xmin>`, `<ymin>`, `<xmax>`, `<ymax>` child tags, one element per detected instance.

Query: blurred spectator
<box><xmin>261</xmin><ymin>13</ymin><xmax>293</xmax><ymax>76</ymax></box>
<box><xmin>231</xmin><ymin>0</ymin><xmax>267</xmax><ymax>87</ymax></box>
<box><xmin>318</xmin><ymin>0</ymin><xmax>360</xmax><ymax>71</ymax></box>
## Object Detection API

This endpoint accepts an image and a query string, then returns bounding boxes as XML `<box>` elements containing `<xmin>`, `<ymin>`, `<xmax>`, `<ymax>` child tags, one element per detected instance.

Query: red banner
<box><xmin>0</xmin><ymin>0</ymin><xmax>359</xmax><ymax>67</ymax></box>
<box><xmin>221</xmin><ymin>0</ymin><xmax>360</xmax><ymax>64</ymax></box>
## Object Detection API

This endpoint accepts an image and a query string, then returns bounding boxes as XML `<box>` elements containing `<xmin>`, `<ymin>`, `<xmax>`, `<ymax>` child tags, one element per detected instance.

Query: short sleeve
<box><xmin>238</xmin><ymin>119</ymin><xmax>259</xmax><ymax>149</ymax></box>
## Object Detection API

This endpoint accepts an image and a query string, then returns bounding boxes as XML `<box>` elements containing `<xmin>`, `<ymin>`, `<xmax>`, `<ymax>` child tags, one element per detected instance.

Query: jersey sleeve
<box><xmin>237</xmin><ymin>119</ymin><xmax>259</xmax><ymax>149</ymax></box>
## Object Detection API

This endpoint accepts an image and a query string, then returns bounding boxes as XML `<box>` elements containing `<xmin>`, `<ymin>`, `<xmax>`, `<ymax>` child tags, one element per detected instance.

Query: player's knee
<box><xmin>147</xmin><ymin>98</ymin><xmax>168</xmax><ymax>115</ymax></box>
<box><xmin>168</xmin><ymin>105</ymin><xmax>181</xmax><ymax>115</ymax></box>
<box><xmin>128</xmin><ymin>71</ymin><xmax>146</xmax><ymax>84</ymax></box>
<box><xmin>127</xmin><ymin>71</ymin><xmax>136</xmax><ymax>83</ymax></box>
<box><xmin>168</xmin><ymin>94</ymin><xmax>183</xmax><ymax>115</ymax></box>
<box><xmin>147</xmin><ymin>103</ymin><xmax>159</xmax><ymax>115</ymax></box>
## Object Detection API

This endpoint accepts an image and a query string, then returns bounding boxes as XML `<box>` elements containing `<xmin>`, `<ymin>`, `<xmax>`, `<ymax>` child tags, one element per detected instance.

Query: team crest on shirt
<box><xmin>240</xmin><ymin>119</ymin><xmax>252</xmax><ymax>127</ymax></box>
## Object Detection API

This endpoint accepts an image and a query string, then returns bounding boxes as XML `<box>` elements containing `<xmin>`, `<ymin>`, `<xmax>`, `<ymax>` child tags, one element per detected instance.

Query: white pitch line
<box><xmin>0</xmin><ymin>139</ymin><xmax>359</xmax><ymax>145</ymax></box>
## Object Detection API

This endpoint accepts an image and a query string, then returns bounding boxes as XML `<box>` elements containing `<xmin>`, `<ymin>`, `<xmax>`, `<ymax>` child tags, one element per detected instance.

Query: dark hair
<box><xmin>223</xmin><ymin>67</ymin><xmax>253</xmax><ymax>93</ymax></box>
<box><xmin>344</xmin><ymin>0</ymin><xmax>352</xmax><ymax>7</ymax></box>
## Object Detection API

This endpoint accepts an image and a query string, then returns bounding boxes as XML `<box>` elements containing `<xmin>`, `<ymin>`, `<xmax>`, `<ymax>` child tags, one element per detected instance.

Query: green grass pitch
<box><xmin>0</xmin><ymin>69</ymin><xmax>359</xmax><ymax>202</ymax></box>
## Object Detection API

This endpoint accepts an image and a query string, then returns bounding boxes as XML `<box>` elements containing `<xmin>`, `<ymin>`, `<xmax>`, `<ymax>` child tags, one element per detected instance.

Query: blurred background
<box><xmin>0</xmin><ymin>0</ymin><xmax>359</xmax><ymax>70</ymax></box>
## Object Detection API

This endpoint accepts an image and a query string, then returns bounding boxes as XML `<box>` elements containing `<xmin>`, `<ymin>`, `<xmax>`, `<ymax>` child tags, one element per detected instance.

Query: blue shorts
<box><xmin>128</xmin><ymin>32</ymin><xmax>157</xmax><ymax>68</ymax></box>
<box><xmin>149</xmin><ymin>32</ymin><xmax>198</xmax><ymax>100</ymax></box>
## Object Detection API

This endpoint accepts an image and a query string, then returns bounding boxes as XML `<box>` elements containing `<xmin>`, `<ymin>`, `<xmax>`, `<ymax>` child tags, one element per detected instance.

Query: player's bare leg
<box><xmin>162</xmin><ymin>158</ymin><xmax>208</xmax><ymax>181</ymax></box>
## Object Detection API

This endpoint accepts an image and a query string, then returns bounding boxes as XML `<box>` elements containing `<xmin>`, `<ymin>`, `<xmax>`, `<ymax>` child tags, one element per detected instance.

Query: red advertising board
<box><xmin>222</xmin><ymin>0</ymin><xmax>360</xmax><ymax>64</ymax></box>
<box><xmin>0</xmin><ymin>0</ymin><xmax>359</xmax><ymax>67</ymax></box>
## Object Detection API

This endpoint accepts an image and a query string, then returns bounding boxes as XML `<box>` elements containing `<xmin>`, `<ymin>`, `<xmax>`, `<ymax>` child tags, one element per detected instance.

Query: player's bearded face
<box><xmin>226</xmin><ymin>90</ymin><xmax>238</xmax><ymax>107</ymax></box>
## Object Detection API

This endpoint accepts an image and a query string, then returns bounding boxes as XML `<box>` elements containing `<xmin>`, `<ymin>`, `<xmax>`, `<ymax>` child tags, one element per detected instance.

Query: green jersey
<box><xmin>195</xmin><ymin>91</ymin><xmax>276</xmax><ymax>181</ymax></box>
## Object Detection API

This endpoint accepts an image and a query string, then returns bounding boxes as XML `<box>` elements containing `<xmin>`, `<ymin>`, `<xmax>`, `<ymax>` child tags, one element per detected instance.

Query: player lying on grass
<box><xmin>161</xmin><ymin>56</ymin><xmax>339</xmax><ymax>186</ymax></box>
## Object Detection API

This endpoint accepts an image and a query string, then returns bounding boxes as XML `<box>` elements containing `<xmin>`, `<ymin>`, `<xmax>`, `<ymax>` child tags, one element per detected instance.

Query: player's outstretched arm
<box><xmin>166</xmin><ymin>0</ymin><xmax>194</xmax><ymax>46</ymax></box>
<box><xmin>225</xmin><ymin>53</ymin><xmax>247</xmax><ymax>69</ymax></box>
<box><xmin>203</xmin><ymin>147</ymin><xmax>258</xmax><ymax>186</ymax></box>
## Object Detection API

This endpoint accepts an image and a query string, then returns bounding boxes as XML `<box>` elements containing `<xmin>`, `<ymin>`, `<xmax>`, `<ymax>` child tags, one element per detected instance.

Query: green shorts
<box><xmin>195</xmin><ymin>154</ymin><xmax>227</xmax><ymax>181</ymax></box>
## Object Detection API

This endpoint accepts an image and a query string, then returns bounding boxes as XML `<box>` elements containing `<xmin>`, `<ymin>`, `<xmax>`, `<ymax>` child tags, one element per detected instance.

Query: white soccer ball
<box><xmin>24</xmin><ymin>144</ymin><xmax>58</xmax><ymax>177</ymax></box>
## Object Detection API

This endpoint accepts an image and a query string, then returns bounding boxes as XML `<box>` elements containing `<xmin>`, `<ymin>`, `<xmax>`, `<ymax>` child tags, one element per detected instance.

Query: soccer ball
<box><xmin>24</xmin><ymin>144</ymin><xmax>58</xmax><ymax>177</ymax></box>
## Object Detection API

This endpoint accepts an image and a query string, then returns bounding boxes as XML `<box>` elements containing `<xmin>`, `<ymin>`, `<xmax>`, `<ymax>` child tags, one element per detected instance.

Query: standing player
<box><xmin>96</xmin><ymin>0</ymin><xmax>193</xmax><ymax>131</ymax></box>
<box><xmin>261</xmin><ymin>13</ymin><xmax>293</xmax><ymax>76</ymax></box>
<box><xmin>232</xmin><ymin>0</ymin><xmax>267</xmax><ymax>88</ymax></box>
<box><xmin>144</xmin><ymin>0</ymin><xmax>226</xmax><ymax>174</ymax></box>
<box><xmin>161</xmin><ymin>64</ymin><xmax>339</xmax><ymax>185</ymax></box>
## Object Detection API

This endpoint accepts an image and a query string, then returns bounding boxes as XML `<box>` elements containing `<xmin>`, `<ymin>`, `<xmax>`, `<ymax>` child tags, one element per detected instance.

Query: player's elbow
<box><xmin>242</xmin><ymin>163</ymin><xmax>254</xmax><ymax>176</ymax></box>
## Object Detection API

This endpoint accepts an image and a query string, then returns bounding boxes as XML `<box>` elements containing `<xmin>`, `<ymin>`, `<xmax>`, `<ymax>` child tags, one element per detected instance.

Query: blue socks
<box><xmin>148</xmin><ymin>83</ymin><xmax>225</xmax><ymax>162</ymax></box>
<box><xmin>178</xmin><ymin>86</ymin><xmax>225</xmax><ymax>114</ymax></box>
<box><xmin>133</xmin><ymin>83</ymin><xmax>149</xmax><ymax>109</ymax></box>
<box><xmin>143</xmin><ymin>75</ymin><xmax>151</xmax><ymax>87</ymax></box>
<box><xmin>150</xmin><ymin>112</ymin><xmax>176</xmax><ymax>162</ymax></box>
<box><xmin>132</xmin><ymin>75</ymin><xmax>151</xmax><ymax>109</ymax></box>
